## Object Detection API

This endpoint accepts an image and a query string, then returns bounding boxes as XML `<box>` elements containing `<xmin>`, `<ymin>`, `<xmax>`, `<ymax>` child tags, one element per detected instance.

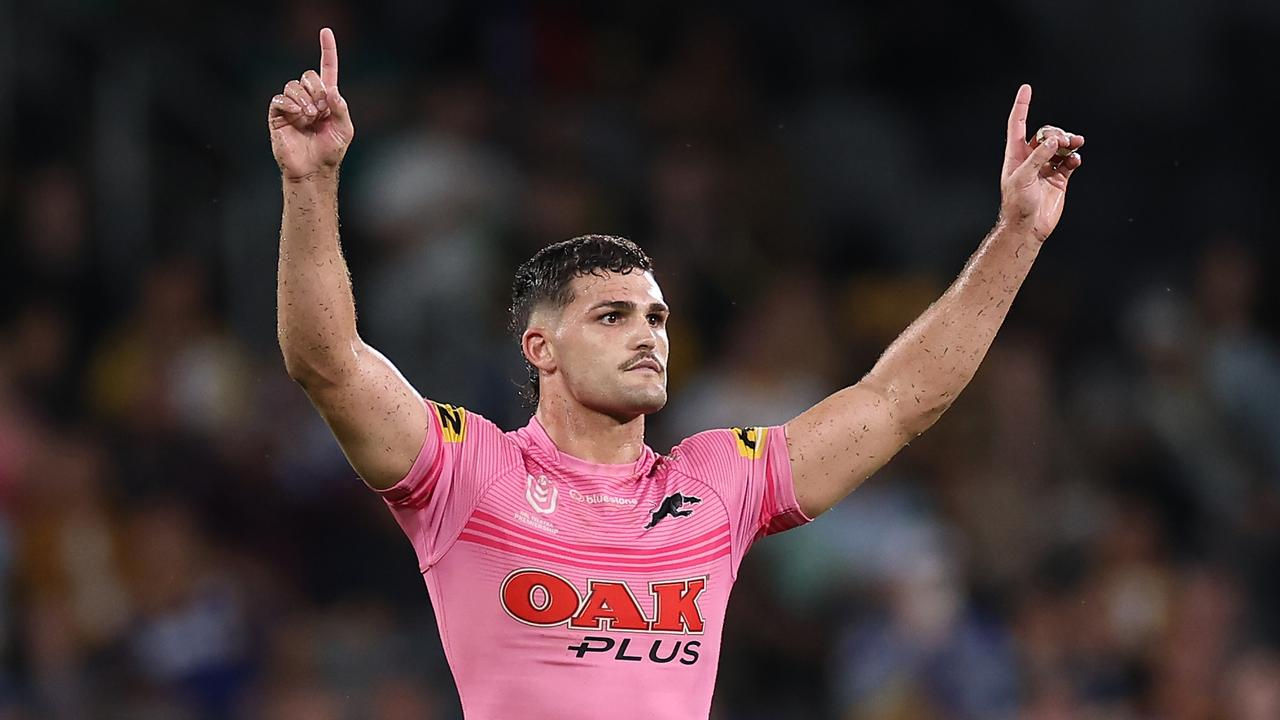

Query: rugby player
<box><xmin>269</xmin><ymin>27</ymin><xmax>1083</xmax><ymax>719</ymax></box>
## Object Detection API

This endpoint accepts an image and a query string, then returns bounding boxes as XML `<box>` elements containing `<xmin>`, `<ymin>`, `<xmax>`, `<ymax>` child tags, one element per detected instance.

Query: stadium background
<box><xmin>2</xmin><ymin>1</ymin><xmax>1280</xmax><ymax>718</ymax></box>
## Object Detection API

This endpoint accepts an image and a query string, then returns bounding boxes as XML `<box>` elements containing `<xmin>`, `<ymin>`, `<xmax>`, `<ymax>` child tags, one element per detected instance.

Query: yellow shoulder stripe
<box><xmin>433</xmin><ymin>402</ymin><xmax>467</xmax><ymax>443</ymax></box>
<box><xmin>730</xmin><ymin>426</ymin><xmax>766</xmax><ymax>459</ymax></box>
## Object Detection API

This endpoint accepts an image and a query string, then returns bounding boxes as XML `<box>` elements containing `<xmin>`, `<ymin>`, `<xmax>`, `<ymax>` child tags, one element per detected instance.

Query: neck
<box><xmin>534</xmin><ymin>395</ymin><xmax>647</xmax><ymax>464</ymax></box>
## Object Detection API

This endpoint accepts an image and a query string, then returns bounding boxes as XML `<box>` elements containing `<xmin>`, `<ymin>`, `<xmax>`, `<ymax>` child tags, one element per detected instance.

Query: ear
<box><xmin>522</xmin><ymin>326</ymin><xmax>557</xmax><ymax>374</ymax></box>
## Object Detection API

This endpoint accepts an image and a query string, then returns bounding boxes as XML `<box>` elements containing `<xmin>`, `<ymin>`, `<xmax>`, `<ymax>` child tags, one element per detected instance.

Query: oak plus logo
<box><xmin>500</xmin><ymin>568</ymin><xmax>707</xmax><ymax>665</ymax></box>
<box><xmin>525</xmin><ymin>474</ymin><xmax>558</xmax><ymax>515</ymax></box>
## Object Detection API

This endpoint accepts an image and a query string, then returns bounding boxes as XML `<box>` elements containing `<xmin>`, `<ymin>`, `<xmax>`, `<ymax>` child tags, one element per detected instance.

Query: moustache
<box><xmin>620</xmin><ymin>353</ymin><xmax>664</xmax><ymax>372</ymax></box>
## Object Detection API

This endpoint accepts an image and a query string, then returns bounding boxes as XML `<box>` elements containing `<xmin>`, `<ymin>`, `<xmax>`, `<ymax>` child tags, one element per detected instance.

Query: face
<box><xmin>524</xmin><ymin>270</ymin><xmax>670</xmax><ymax>420</ymax></box>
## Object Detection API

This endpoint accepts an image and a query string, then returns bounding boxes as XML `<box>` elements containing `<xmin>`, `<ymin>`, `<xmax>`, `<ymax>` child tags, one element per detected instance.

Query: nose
<box><xmin>630</xmin><ymin>324</ymin><xmax>657</xmax><ymax>352</ymax></box>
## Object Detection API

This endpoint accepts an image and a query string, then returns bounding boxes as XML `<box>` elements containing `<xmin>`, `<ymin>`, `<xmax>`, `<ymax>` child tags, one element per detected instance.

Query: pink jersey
<box><xmin>370</xmin><ymin>400</ymin><xmax>812</xmax><ymax>720</ymax></box>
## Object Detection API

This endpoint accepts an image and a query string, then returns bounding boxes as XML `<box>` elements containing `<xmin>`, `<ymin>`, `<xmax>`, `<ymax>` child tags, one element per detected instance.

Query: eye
<box><xmin>601</xmin><ymin>312</ymin><xmax>620</xmax><ymax>324</ymax></box>
<box><xmin>647</xmin><ymin>313</ymin><xmax>665</xmax><ymax>327</ymax></box>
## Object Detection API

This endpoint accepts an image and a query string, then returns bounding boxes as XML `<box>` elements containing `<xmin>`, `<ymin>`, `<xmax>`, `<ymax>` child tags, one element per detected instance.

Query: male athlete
<box><xmin>269</xmin><ymin>28</ymin><xmax>1083</xmax><ymax>720</ymax></box>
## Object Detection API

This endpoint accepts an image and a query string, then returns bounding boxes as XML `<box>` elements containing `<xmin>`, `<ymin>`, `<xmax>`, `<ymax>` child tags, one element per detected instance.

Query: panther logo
<box><xmin>644</xmin><ymin>493</ymin><xmax>702</xmax><ymax>530</ymax></box>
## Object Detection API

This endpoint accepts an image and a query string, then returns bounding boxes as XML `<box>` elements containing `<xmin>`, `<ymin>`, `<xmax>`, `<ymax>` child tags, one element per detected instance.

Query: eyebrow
<box><xmin>586</xmin><ymin>300</ymin><xmax>670</xmax><ymax>315</ymax></box>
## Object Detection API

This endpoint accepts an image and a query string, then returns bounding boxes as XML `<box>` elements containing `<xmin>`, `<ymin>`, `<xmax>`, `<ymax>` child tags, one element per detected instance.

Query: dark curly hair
<box><xmin>509</xmin><ymin>235</ymin><xmax>655</xmax><ymax>407</ymax></box>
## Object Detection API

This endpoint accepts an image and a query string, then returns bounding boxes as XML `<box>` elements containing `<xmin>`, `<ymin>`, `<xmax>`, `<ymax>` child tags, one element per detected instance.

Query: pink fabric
<box><xmin>372</xmin><ymin>400</ymin><xmax>811</xmax><ymax>720</ymax></box>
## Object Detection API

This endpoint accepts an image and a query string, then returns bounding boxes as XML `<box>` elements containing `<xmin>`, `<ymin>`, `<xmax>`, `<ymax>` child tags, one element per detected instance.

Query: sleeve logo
<box><xmin>730</xmin><ymin>426</ymin><xmax>766</xmax><ymax>459</ymax></box>
<box><xmin>434</xmin><ymin>402</ymin><xmax>467</xmax><ymax>443</ymax></box>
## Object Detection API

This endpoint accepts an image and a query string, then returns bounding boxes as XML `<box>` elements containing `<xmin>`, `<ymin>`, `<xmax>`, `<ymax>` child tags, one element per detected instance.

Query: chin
<box><xmin>602</xmin><ymin>387</ymin><xmax>667</xmax><ymax>418</ymax></box>
<box><xmin>634</xmin><ymin>391</ymin><xmax>667</xmax><ymax>415</ymax></box>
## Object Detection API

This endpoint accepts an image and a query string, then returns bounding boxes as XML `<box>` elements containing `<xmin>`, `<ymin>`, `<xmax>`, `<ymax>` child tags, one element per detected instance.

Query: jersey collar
<box><xmin>518</xmin><ymin>415</ymin><xmax>659</xmax><ymax>481</ymax></box>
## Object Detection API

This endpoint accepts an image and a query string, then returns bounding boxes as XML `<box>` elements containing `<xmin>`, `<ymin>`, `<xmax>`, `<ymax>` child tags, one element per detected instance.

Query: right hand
<box><xmin>268</xmin><ymin>27</ymin><xmax>354</xmax><ymax>181</ymax></box>
<box><xmin>997</xmin><ymin>84</ymin><xmax>1084</xmax><ymax>242</ymax></box>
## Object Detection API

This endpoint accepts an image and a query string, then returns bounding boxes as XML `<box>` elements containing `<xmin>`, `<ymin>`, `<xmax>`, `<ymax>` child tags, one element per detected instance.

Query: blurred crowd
<box><xmin>2</xmin><ymin>2</ymin><xmax>1280</xmax><ymax>718</ymax></box>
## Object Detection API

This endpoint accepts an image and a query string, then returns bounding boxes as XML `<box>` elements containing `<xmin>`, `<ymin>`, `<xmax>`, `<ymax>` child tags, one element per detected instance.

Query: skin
<box><xmin>272</xmin><ymin>29</ymin><xmax>427</xmax><ymax>489</ymax></box>
<box><xmin>271</xmin><ymin>31</ymin><xmax>1085</xmax><ymax>517</ymax></box>
<box><xmin>525</xmin><ymin>270</ymin><xmax>670</xmax><ymax>465</ymax></box>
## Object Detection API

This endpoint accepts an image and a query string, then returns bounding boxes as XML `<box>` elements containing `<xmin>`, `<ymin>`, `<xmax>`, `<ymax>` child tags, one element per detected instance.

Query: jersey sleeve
<box><xmin>671</xmin><ymin>424</ymin><xmax>813</xmax><ymax>575</ymax></box>
<box><xmin>365</xmin><ymin>399</ymin><xmax>515</xmax><ymax>570</ymax></box>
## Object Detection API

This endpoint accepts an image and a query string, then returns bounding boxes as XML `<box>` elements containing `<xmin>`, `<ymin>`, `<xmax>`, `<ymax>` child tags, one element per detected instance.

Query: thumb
<box><xmin>1009</xmin><ymin>137</ymin><xmax>1059</xmax><ymax>185</ymax></box>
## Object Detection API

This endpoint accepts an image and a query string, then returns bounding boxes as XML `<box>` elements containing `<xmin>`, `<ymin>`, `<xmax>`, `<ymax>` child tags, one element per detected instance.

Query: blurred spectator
<box><xmin>88</xmin><ymin>258</ymin><xmax>250</xmax><ymax>443</ymax></box>
<box><xmin>830</xmin><ymin>527</ymin><xmax>1018</xmax><ymax>720</ymax></box>
<box><xmin>1195</xmin><ymin>239</ymin><xmax>1280</xmax><ymax>482</ymax></box>
<box><xmin>663</xmin><ymin>270</ymin><xmax>835</xmax><ymax>443</ymax></box>
<box><xmin>1124</xmin><ymin>284</ymin><xmax>1254</xmax><ymax>522</ymax></box>
<box><xmin>351</xmin><ymin>75</ymin><xmax>520</xmax><ymax>415</ymax></box>
<box><xmin>1223</xmin><ymin>649</ymin><xmax>1280</xmax><ymax>720</ymax></box>
<box><xmin>123</xmin><ymin>501</ymin><xmax>253</xmax><ymax>717</ymax></box>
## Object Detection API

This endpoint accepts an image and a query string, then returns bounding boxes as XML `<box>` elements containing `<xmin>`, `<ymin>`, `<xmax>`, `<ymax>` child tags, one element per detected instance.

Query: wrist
<box><xmin>282</xmin><ymin>165</ymin><xmax>340</xmax><ymax>186</ymax></box>
<box><xmin>987</xmin><ymin>218</ymin><xmax>1044</xmax><ymax>258</ymax></box>
<box><xmin>993</xmin><ymin>211</ymin><xmax>1047</xmax><ymax>245</ymax></box>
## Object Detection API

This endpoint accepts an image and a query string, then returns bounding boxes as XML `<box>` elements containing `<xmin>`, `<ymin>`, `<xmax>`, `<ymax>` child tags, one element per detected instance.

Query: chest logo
<box><xmin>501</xmin><ymin>569</ymin><xmax>707</xmax><ymax>634</ymax></box>
<box><xmin>644</xmin><ymin>493</ymin><xmax>702</xmax><ymax>530</ymax></box>
<box><xmin>526</xmin><ymin>474</ymin><xmax>558</xmax><ymax>515</ymax></box>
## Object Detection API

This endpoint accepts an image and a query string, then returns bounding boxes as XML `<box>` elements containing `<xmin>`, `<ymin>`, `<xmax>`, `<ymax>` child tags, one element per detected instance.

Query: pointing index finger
<box><xmin>320</xmin><ymin>27</ymin><xmax>339</xmax><ymax>88</ymax></box>
<box><xmin>1007</xmin><ymin>83</ymin><xmax>1031</xmax><ymax>147</ymax></box>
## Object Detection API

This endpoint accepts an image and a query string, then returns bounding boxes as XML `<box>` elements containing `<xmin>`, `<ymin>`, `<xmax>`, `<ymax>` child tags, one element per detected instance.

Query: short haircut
<box><xmin>509</xmin><ymin>235</ymin><xmax>654</xmax><ymax>407</ymax></box>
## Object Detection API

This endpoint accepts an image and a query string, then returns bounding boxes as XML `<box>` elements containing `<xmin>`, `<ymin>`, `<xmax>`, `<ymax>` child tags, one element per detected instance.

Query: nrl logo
<box><xmin>526</xmin><ymin>474</ymin><xmax>558</xmax><ymax>515</ymax></box>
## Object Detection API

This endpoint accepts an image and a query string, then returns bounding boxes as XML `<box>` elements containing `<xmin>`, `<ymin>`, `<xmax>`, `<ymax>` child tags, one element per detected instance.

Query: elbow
<box><xmin>279</xmin><ymin>348</ymin><xmax>326</xmax><ymax>388</ymax></box>
<box><xmin>902</xmin><ymin>397</ymin><xmax>953</xmax><ymax>437</ymax></box>
<box><xmin>280</xmin><ymin>351</ymin><xmax>322</xmax><ymax>387</ymax></box>
<box><xmin>862</xmin><ymin>373</ymin><xmax>957</xmax><ymax>439</ymax></box>
<box><xmin>277</xmin><ymin>328</ymin><xmax>310</xmax><ymax>383</ymax></box>
<box><xmin>278</xmin><ymin>333</ymin><xmax>359</xmax><ymax>389</ymax></box>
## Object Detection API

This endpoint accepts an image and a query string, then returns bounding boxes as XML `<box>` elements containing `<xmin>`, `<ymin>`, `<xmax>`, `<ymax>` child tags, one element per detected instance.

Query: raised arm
<box><xmin>270</xmin><ymin>28</ymin><xmax>428</xmax><ymax>490</ymax></box>
<box><xmin>785</xmin><ymin>84</ymin><xmax>1084</xmax><ymax>518</ymax></box>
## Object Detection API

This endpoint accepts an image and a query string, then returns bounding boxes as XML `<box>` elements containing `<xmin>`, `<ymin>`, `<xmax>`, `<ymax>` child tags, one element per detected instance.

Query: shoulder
<box><xmin>426</xmin><ymin>401</ymin><xmax>517</xmax><ymax>456</ymax></box>
<box><xmin>426</xmin><ymin>400</ymin><xmax>471</xmax><ymax>443</ymax></box>
<box><xmin>669</xmin><ymin>426</ymin><xmax>772</xmax><ymax>471</ymax></box>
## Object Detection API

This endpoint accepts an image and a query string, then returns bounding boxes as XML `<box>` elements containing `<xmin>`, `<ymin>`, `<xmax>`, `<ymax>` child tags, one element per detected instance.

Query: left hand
<box><xmin>999</xmin><ymin>84</ymin><xmax>1084</xmax><ymax>242</ymax></box>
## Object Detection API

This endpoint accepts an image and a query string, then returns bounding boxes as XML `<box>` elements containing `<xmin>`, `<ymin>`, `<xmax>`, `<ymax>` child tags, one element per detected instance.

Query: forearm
<box><xmin>864</xmin><ymin>220</ymin><xmax>1042</xmax><ymax>435</ymax></box>
<box><xmin>276</xmin><ymin>170</ymin><xmax>360</xmax><ymax>385</ymax></box>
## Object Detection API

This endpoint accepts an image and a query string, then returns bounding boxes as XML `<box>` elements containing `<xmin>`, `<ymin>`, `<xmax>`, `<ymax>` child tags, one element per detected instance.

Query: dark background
<box><xmin>2</xmin><ymin>1</ymin><xmax>1279</xmax><ymax>718</ymax></box>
